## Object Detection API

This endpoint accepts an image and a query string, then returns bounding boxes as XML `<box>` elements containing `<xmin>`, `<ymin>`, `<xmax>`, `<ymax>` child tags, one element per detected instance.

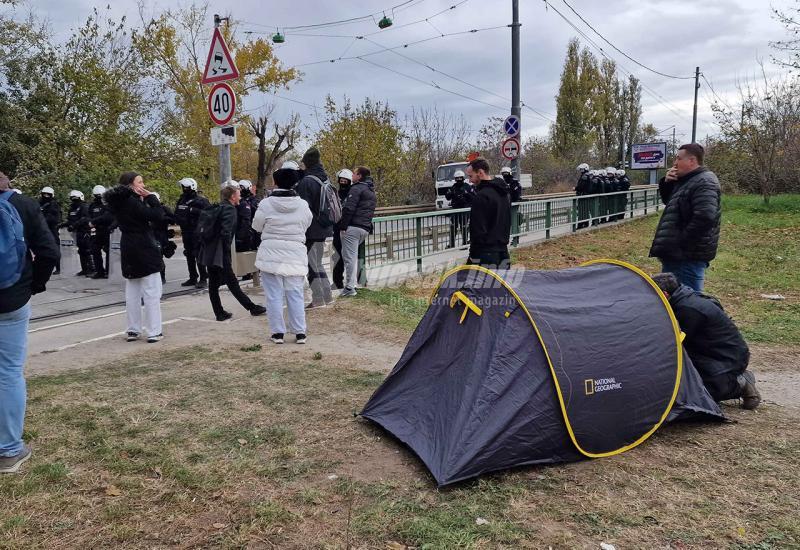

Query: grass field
<box><xmin>1</xmin><ymin>195</ymin><xmax>798</xmax><ymax>549</ymax></box>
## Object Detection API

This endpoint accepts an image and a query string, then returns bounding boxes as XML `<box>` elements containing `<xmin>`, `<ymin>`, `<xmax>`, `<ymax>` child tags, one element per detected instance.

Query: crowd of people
<box><xmin>0</xmin><ymin>142</ymin><xmax>761</xmax><ymax>475</ymax></box>
<box><xmin>574</xmin><ymin>164</ymin><xmax>632</xmax><ymax>228</ymax></box>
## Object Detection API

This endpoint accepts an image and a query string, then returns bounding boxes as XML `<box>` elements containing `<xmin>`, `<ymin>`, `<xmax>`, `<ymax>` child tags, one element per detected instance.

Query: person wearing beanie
<box><xmin>294</xmin><ymin>146</ymin><xmax>334</xmax><ymax>308</ymax></box>
<box><xmin>252</xmin><ymin>167</ymin><xmax>313</xmax><ymax>344</ymax></box>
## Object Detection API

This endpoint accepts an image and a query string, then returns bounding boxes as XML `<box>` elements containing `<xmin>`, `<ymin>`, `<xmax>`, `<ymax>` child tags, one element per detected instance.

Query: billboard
<box><xmin>631</xmin><ymin>142</ymin><xmax>668</xmax><ymax>170</ymax></box>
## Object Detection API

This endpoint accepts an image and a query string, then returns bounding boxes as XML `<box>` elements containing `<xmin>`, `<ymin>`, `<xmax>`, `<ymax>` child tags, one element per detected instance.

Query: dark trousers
<box><xmin>91</xmin><ymin>233</ymin><xmax>109</xmax><ymax>275</ymax></box>
<box><xmin>183</xmin><ymin>234</ymin><xmax>207</xmax><ymax>282</ymax></box>
<box><xmin>702</xmin><ymin>372</ymin><xmax>743</xmax><ymax>402</ymax></box>
<box><xmin>207</xmin><ymin>265</ymin><xmax>257</xmax><ymax>317</ymax></box>
<box><xmin>332</xmin><ymin>231</ymin><xmax>366</xmax><ymax>289</ymax></box>
<box><xmin>449</xmin><ymin>211</ymin><xmax>469</xmax><ymax>248</ymax></box>
<box><xmin>306</xmin><ymin>240</ymin><xmax>333</xmax><ymax>304</ymax></box>
<box><xmin>467</xmin><ymin>249</ymin><xmax>511</xmax><ymax>270</ymax></box>
<box><xmin>77</xmin><ymin>232</ymin><xmax>94</xmax><ymax>273</ymax></box>
<box><xmin>50</xmin><ymin>227</ymin><xmax>61</xmax><ymax>271</ymax></box>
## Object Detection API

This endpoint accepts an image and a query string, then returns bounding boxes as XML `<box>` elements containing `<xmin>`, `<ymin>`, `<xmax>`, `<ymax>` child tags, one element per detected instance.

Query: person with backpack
<box><xmin>252</xmin><ymin>166</ymin><xmax>313</xmax><ymax>344</ymax></box>
<box><xmin>295</xmin><ymin>146</ymin><xmax>339</xmax><ymax>308</ymax></box>
<box><xmin>198</xmin><ymin>185</ymin><xmax>266</xmax><ymax>321</ymax></box>
<box><xmin>337</xmin><ymin>166</ymin><xmax>376</xmax><ymax>297</ymax></box>
<box><xmin>0</xmin><ymin>171</ymin><xmax>59</xmax><ymax>474</ymax></box>
<box><xmin>39</xmin><ymin>186</ymin><xmax>61</xmax><ymax>274</ymax></box>
<box><xmin>174</xmin><ymin>178</ymin><xmax>210</xmax><ymax>289</ymax></box>
<box><xmin>103</xmin><ymin>172</ymin><xmax>166</xmax><ymax>343</ymax></box>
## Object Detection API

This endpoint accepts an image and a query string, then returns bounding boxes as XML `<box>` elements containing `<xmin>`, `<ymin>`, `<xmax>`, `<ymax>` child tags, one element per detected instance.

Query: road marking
<box><xmin>29</xmin><ymin>309</ymin><xmax>127</xmax><ymax>333</ymax></box>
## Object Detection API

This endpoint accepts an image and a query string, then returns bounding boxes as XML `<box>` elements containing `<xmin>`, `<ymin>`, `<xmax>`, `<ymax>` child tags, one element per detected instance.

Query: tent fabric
<box><xmin>360</xmin><ymin>261</ymin><xmax>725</xmax><ymax>487</ymax></box>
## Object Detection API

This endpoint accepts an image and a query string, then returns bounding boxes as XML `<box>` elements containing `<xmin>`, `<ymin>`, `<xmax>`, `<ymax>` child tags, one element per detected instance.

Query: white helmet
<box><xmin>13</xmin><ymin>188</ymin><xmax>22</xmax><ymax>194</ymax></box>
<box><xmin>178</xmin><ymin>177</ymin><xmax>198</xmax><ymax>190</ymax></box>
<box><xmin>453</xmin><ymin>170</ymin><xmax>465</xmax><ymax>179</ymax></box>
<box><xmin>336</xmin><ymin>169</ymin><xmax>353</xmax><ymax>181</ymax></box>
<box><xmin>152</xmin><ymin>192</ymin><xmax>161</xmax><ymax>201</ymax></box>
<box><xmin>92</xmin><ymin>185</ymin><xmax>106</xmax><ymax>196</ymax></box>
<box><xmin>616</xmin><ymin>169</ymin><xmax>625</xmax><ymax>177</ymax></box>
<box><xmin>239</xmin><ymin>179</ymin><xmax>252</xmax><ymax>190</ymax></box>
<box><xmin>500</xmin><ymin>166</ymin><xmax>512</xmax><ymax>175</ymax></box>
<box><xmin>577</xmin><ymin>163</ymin><xmax>590</xmax><ymax>172</ymax></box>
<box><xmin>281</xmin><ymin>160</ymin><xmax>300</xmax><ymax>170</ymax></box>
<box><xmin>224</xmin><ymin>179</ymin><xmax>238</xmax><ymax>188</ymax></box>
<box><xmin>69</xmin><ymin>190</ymin><xmax>84</xmax><ymax>201</ymax></box>
<box><xmin>606</xmin><ymin>166</ymin><xmax>616</xmax><ymax>175</ymax></box>
<box><xmin>41</xmin><ymin>186</ymin><xmax>55</xmax><ymax>195</ymax></box>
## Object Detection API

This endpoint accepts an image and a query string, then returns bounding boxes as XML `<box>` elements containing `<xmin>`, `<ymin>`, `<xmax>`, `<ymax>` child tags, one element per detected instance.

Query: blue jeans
<box><xmin>661</xmin><ymin>260</ymin><xmax>709</xmax><ymax>292</ymax></box>
<box><xmin>0</xmin><ymin>302</ymin><xmax>30</xmax><ymax>457</ymax></box>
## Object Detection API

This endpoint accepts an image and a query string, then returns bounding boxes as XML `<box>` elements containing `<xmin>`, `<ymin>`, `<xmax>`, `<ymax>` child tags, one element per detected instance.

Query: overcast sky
<box><xmin>20</xmin><ymin>0</ymin><xmax>798</xmax><ymax>148</ymax></box>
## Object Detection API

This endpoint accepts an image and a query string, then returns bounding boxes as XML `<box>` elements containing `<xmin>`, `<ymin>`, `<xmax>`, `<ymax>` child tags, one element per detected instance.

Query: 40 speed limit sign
<box><xmin>208</xmin><ymin>83</ymin><xmax>236</xmax><ymax>126</ymax></box>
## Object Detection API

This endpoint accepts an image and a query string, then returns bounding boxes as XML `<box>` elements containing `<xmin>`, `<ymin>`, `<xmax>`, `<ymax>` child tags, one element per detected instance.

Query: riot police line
<box><xmin>574</xmin><ymin>164</ymin><xmax>632</xmax><ymax>228</ymax></box>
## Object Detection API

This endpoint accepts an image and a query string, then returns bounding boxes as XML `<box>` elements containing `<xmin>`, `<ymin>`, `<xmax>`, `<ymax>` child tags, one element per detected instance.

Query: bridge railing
<box><xmin>362</xmin><ymin>188</ymin><xmax>662</xmax><ymax>272</ymax></box>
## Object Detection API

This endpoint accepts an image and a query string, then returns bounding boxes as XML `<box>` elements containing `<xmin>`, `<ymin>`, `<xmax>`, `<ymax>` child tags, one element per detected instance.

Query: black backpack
<box><xmin>196</xmin><ymin>203</ymin><xmax>222</xmax><ymax>243</ymax></box>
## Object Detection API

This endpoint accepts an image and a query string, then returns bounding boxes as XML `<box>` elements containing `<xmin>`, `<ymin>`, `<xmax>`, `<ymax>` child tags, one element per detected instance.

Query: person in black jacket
<box><xmin>174</xmin><ymin>178</ymin><xmax>210</xmax><ymax>288</ymax></box>
<box><xmin>466</xmin><ymin>158</ymin><xmax>511</xmax><ymax>268</ymax></box>
<box><xmin>652</xmin><ymin>272</ymin><xmax>760</xmax><ymax>409</ymax></box>
<box><xmin>500</xmin><ymin>166</ymin><xmax>523</xmax><ymax>203</ymax></box>
<box><xmin>39</xmin><ymin>186</ymin><xmax>61</xmax><ymax>274</ymax></box>
<box><xmin>87</xmin><ymin>185</ymin><xmax>114</xmax><ymax>279</ymax></box>
<box><xmin>574</xmin><ymin>164</ymin><xmax>591</xmax><ymax>229</ymax></box>
<box><xmin>649</xmin><ymin>144</ymin><xmax>721</xmax><ymax>292</ymax></box>
<box><xmin>60</xmin><ymin>190</ymin><xmax>94</xmax><ymax>276</ymax></box>
<box><xmin>104</xmin><ymin>172</ymin><xmax>166</xmax><ymax>343</ymax></box>
<box><xmin>337</xmin><ymin>166</ymin><xmax>377</xmax><ymax>297</ymax></box>
<box><xmin>150</xmin><ymin>193</ymin><xmax>176</xmax><ymax>284</ymax></box>
<box><xmin>198</xmin><ymin>185</ymin><xmax>266</xmax><ymax>321</ymax></box>
<box><xmin>615</xmin><ymin>169</ymin><xmax>631</xmax><ymax>221</ymax></box>
<box><xmin>0</xmin><ymin>172</ymin><xmax>59</xmax><ymax>474</ymax></box>
<box><xmin>295</xmin><ymin>146</ymin><xmax>334</xmax><ymax>308</ymax></box>
<box><xmin>445</xmin><ymin>170</ymin><xmax>475</xmax><ymax>247</ymax></box>
<box><xmin>239</xmin><ymin>179</ymin><xmax>262</xmax><ymax>252</ymax></box>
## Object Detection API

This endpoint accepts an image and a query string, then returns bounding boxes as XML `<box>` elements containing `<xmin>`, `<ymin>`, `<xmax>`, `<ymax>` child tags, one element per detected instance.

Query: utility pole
<box><xmin>672</xmin><ymin>126</ymin><xmax>676</xmax><ymax>160</ymax></box>
<box><xmin>618</xmin><ymin>85</ymin><xmax>626</xmax><ymax>168</ymax></box>
<box><xmin>510</xmin><ymin>0</ymin><xmax>521</xmax><ymax>178</ymax></box>
<box><xmin>691</xmin><ymin>66</ymin><xmax>700</xmax><ymax>143</ymax></box>
<box><xmin>215</xmin><ymin>13</ymin><xmax>232</xmax><ymax>187</ymax></box>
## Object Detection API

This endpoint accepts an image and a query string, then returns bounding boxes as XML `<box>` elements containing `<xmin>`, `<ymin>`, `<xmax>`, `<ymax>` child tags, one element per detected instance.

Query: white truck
<box><xmin>434</xmin><ymin>162</ymin><xmax>533</xmax><ymax>209</ymax></box>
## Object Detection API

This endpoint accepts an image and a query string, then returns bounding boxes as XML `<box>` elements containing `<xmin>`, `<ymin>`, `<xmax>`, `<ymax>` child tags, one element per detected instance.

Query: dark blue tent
<box><xmin>361</xmin><ymin>261</ymin><xmax>725</xmax><ymax>486</ymax></box>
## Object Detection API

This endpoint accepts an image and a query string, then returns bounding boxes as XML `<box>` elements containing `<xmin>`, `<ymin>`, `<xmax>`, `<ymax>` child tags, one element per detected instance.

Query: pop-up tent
<box><xmin>360</xmin><ymin>261</ymin><xmax>725</xmax><ymax>486</ymax></box>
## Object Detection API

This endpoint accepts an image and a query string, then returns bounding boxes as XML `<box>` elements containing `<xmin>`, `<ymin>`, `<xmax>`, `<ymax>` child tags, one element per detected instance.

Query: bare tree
<box><xmin>249</xmin><ymin>108</ymin><xmax>300</xmax><ymax>193</ymax></box>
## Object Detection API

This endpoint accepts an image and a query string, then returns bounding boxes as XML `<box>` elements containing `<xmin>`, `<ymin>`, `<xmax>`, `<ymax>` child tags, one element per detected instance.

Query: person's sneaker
<box><xmin>195</xmin><ymin>279</ymin><xmax>208</xmax><ymax>289</ymax></box>
<box><xmin>738</xmin><ymin>371</ymin><xmax>762</xmax><ymax>410</ymax></box>
<box><xmin>75</xmin><ymin>270</ymin><xmax>87</xmax><ymax>276</ymax></box>
<box><xmin>147</xmin><ymin>334</ymin><xmax>163</xmax><ymax>343</ymax></box>
<box><xmin>0</xmin><ymin>445</ymin><xmax>32</xmax><ymax>474</ymax></box>
<box><xmin>305</xmin><ymin>302</ymin><xmax>326</xmax><ymax>310</ymax></box>
<box><xmin>126</xmin><ymin>331</ymin><xmax>140</xmax><ymax>342</ymax></box>
<box><xmin>296</xmin><ymin>334</ymin><xmax>307</xmax><ymax>344</ymax></box>
<box><xmin>241</xmin><ymin>273</ymin><xmax>253</xmax><ymax>281</ymax></box>
<box><xmin>340</xmin><ymin>287</ymin><xmax>357</xmax><ymax>297</ymax></box>
<box><xmin>181</xmin><ymin>279</ymin><xmax>198</xmax><ymax>287</ymax></box>
<box><xmin>331</xmin><ymin>283</ymin><xmax>343</xmax><ymax>290</ymax></box>
<box><xmin>91</xmin><ymin>272</ymin><xmax>107</xmax><ymax>279</ymax></box>
<box><xmin>216</xmin><ymin>311</ymin><xmax>233</xmax><ymax>322</ymax></box>
<box><xmin>84</xmin><ymin>271</ymin><xmax>96</xmax><ymax>278</ymax></box>
<box><xmin>250</xmin><ymin>305</ymin><xmax>266</xmax><ymax>316</ymax></box>
<box><xmin>270</xmin><ymin>333</ymin><xmax>284</xmax><ymax>344</ymax></box>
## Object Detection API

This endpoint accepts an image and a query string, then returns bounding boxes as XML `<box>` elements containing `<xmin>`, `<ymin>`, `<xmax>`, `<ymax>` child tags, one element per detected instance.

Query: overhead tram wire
<box><xmin>559</xmin><ymin>0</ymin><xmax>695</xmax><ymax>80</ymax></box>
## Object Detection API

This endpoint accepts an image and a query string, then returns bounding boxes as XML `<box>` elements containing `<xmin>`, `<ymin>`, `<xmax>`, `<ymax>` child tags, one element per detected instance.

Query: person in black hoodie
<box><xmin>337</xmin><ymin>166</ymin><xmax>377</xmax><ymax>297</ymax></box>
<box><xmin>39</xmin><ymin>186</ymin><xmax>62</xmax><ymax>274</ymax></box>
<box><xmin>466</xmin><ymin>158</ymin><xmax>511</xmax><ymax>268</ymax></box>
<box><xmin>295</xmin><ymin>146</ymin><xmax>334</xmax><ymax>308</ymax></box>
<box><xmin>0</xmin><ymin>172</ymin><xmax>59</xmax><ymax>473</ymax></box>
<box><xmin>60</xmin><ymin>190</ymin><xmax>94</xmax><ymax>276</ymax></box>
<box><xmin>652</xmin><ymin>272</ymin><xmax>760</xmax><ymax>409</ymax></box>
<box><xmin>104</xmin><ymin>172</ymin><xmax>166</xmax><ymax>343</ymax></box>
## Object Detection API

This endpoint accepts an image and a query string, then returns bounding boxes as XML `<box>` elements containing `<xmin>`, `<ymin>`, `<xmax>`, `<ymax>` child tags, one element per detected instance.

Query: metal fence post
<box><xmin>644</xmin><ymin>190</ymin><xmax>648</xmax><ymax>215</ymax></box>
<box><xmin>629</xmin><ymin>191</ymin><xmax>634</xmax><ymax>219</ymax></box>
<box><xmin>545</xmin><ymin>201</ymin><xmax>552</xmax><ymax>239</ymax></box>
<box><xmin>415</xmin><ymin>217</ymin><xmax>423</xmax><ymax>273</ymax></box>
<box><xmin>571</xmin><ymin>198</ymin><xmax>577</xmax><ymax>232</ymax></box>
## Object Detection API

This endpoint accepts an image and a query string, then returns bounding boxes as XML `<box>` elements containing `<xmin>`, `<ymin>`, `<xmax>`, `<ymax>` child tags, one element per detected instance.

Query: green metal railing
<box><xmin>362</xmin><ymin>188</ymin><xmax>662</xmax><ymax>271</ymax></box>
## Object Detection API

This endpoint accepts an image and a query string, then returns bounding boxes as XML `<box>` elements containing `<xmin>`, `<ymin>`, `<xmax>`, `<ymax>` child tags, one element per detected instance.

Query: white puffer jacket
<box><xmin>251</xmin><ymin>190</ymin><xmax>313</xmax><ymax>277</ymax></box>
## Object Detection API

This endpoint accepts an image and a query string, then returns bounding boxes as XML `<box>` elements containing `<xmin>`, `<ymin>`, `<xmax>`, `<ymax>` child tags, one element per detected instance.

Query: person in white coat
<box><xmin>252</xmin><ymin>166</ymin><xmax>313</xmax><ymax>344</ymax></box>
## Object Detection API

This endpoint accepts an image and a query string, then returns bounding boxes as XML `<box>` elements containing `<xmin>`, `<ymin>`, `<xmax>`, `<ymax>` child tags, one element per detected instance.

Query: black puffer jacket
<box><xmin>39</xmin><ymin>197</ymin><xmax>61</xmax><ymax>233</ymax></box>
<box><xmin>669</xmin><ymin>284</ymin><xmax>749</xmax><ymax>379</ymax></box>
<box><xmin>649</xmin><ymin>167</ymin><xmax>721</xmax><ymax>262</ymax></box>
<box><xmin>338</xmin><ymin>177</ymin><xmax>377</xmax><ymax>233</ymax></box>
<box><xmin>469</xmin><ymin>177</ymin><xmax>511</xmax><ymax>253</ymax></box>
<box><xmin>104</xmin><ymin>186</ymin><xmax>165</xmax><ymax>279</ymax></box>
<box><xmin>199</xmin><ymin>201</ymin><xmax>237</xmax><ymax>269</ymax></box>
<box><xmin>445</xmin><ymin>180</ymin><xmax>475</xmax><ymax>209</ymax></box>
<box><xmin>295</xmin><ymin>162</ymin><xmax>334</xmax><ymax>241</ymax></box>
<box><xmin>575</xmin><ymin>173</ymin><xmax>591</xmax><ymax>195</ymax></box>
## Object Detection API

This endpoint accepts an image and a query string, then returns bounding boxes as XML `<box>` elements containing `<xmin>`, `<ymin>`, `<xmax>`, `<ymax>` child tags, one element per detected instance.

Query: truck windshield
<box><xmin>436</xmin><ymin>163</ymin><xmax>468</xmax><ymax>182</ymax></box>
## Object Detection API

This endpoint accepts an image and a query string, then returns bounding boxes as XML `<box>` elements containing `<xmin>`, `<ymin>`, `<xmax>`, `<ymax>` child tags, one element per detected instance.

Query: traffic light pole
<box><xmin>215</xmin><ymin>14</ymin><xmax>232</xmax><ymax>187</ymax></box>
<box><xmin>510</xmin><ymin>0</ymin><xmax>521</xmax><ymax>178</ymax></box>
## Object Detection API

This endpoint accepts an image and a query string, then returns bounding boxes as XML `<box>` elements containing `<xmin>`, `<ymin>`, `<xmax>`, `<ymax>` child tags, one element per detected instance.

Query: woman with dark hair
<box><xmin>103</xmin><ymin>172</ymin><xmax>166</xmax><ymax>343</ymax></box>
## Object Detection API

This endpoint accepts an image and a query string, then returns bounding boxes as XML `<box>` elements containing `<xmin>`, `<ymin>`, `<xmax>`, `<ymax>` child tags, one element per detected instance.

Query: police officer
<box><xmin>239</xmin><ymin>179</ymin><xmax>262</xmax><ymax>250</ymax></box>
<box><xmin>588</xmin><ymin>170</ymin><xmax>604</xmax><ymax>226</ymax></box>
<box><xmin>574</xmin><ymin>163</ymin><xmax>591</xmax><ymax>229</ymax></box>
<box><xmin>87</xmin><ymin>185</ymin><xmax>114</xmax><ymax>278</ymax></box>
<box><xmin>60</xmin><ymin>190</ymin><xmax>94</xmax><ymax>276</ymax></box>
<box><xmin>174</xmin><ymin>177</ymin><xmax>210</xmax><ymax>288</ymax></box>
<box><xmin>445</xmin><ymin>170</ymin><xmax>475</xmax><ymax>247</ymax></box>
<box><xmin>499</xmin><ymin>166</ymin><xmax>523</xmax><ymax>203</ymax></box>
<box><xmin>604</xmin><ymin>167</ymin><xmax>619</xmax><ymax>222</ymax></box>
<box><xmin>39</xmin><ymin>186</ymin><xmax>62</xmax><ymax>274</ymax></box>
<box><xmin>233</xmin><ymin>179</ymin><xmax>255</xmax><ymax>253</ymax></box>
<box><xmin>615</xmin><ymin>169</ymin><xmax>631</xmax><ymax>221</ymax></box>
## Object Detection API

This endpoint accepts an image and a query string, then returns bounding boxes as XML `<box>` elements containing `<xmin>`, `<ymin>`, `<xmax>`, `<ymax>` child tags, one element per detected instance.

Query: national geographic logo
<box><xmin>584</xmin><ymin>377</ymin><xmax>623</xmax><ymax>396</ymax></box>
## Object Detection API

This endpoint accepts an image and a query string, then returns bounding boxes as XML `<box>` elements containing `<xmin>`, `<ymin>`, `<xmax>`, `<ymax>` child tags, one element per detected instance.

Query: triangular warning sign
<box><xmin>201</xmin><ymin>27</ymin><xmax>239</xmax><ymax>85</ymax></box>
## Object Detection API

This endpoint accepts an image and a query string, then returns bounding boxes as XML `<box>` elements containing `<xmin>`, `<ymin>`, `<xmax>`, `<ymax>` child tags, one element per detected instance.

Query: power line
<box><xmin>701</xmin><ymin>73</ymin><xmax>735</xmax><ymax>112</ymax></box>
<box><xmin>559</xmin><ymin>0</ymin><xmax>695</xmax><ymax>80</ymax></box>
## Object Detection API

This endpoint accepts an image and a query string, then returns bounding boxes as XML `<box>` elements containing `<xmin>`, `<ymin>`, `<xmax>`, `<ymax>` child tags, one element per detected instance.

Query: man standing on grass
<box><xmin>0</xmin><ymin>171</ymin><xmax>59</xmax><ymax>473</ymax></box>
<box><xmin>649</xmin><ymin>143</ymin><xmax>721</xmax><ymax>291</ymax></box>
<box><xmin>466</xmin><ymin>158</ymin><xmax>512</xmax><ymax>269</ymax></box>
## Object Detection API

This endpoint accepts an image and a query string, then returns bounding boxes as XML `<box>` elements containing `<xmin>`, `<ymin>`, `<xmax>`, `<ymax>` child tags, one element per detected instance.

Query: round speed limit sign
<box><xmin>208</xmin><ymin>83</ymin><xmax>236</xmax><ymax>126</ymax></box>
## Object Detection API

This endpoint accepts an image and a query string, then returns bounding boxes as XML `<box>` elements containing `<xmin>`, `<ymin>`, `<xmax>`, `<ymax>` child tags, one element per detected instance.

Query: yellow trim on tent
<box><xmin>430</xmin><ymin>261</ymin><xmax>683</xmax><ymax>459</ymax></box>
<box><xmin>450</xmin><ymin>291</ymin><xmax>482</xmax><ymax>324</ymax></box>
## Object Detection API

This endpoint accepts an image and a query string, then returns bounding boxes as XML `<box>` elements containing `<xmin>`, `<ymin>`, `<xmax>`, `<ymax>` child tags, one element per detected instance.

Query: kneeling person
<box><xmin>652</xmin><ymin>273</ymin><xmax>760</xmax><ymax>409</ymax></box>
